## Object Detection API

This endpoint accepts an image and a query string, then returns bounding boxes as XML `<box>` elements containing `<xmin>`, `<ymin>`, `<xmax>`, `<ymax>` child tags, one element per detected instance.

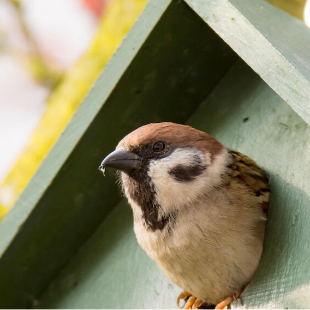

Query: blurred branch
<box><xmin>10</xmin><ymin>0</ymin><xmax>39</xmax><ymax>54</ymax></box>
<box><xmin>7</xmin><ymin>0</ymin><xmax>20</xmax><ymax>8</ymax></box>
<box><xmin>4</xmin><ymin>0</ymin><xmax>63</xmax><ymax>89</ymax></box>
<box><xmin>23</xmin><ymin>55</ymin><xmax>63</xmax><ymax>89</ymax></box>
<box><xmin>0</xmin><ymin>29</ymin><xmax>6</xmax><ymax>52</ymax></box>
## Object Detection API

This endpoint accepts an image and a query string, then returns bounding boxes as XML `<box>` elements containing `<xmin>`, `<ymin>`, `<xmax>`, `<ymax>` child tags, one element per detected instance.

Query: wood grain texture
<box><xmin>38</xmin><ymin>200</ymin><xmax>181</xmax><ymax>309</ymax></box>
<box><xmin>38</xmin><ymin>60</ymin><xmax>310</xmax><ymax>308</ymax></box>
<box><xmin>184</xmin><ymin>0</ymin><xmax>310</xmax><ymax>127</ymax></box>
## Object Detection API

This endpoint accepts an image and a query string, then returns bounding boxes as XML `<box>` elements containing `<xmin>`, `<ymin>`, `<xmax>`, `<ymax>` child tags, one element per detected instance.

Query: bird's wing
<box><xmin>228</xmin><ymin>150</ymin><xmax>270</xmax><ymax>213</ymax></box>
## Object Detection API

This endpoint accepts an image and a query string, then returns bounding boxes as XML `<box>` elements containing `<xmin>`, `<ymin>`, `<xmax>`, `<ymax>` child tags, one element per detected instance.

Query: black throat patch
<box><xmin>123</xmin><ymin>168</ymin><xmax>176</xmax><ymax>232</ymax></box>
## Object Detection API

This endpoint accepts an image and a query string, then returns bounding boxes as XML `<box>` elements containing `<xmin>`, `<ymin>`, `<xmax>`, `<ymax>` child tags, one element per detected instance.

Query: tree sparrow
<box><xmin>100</xmin><ymin>122</ymin><xmax>269</xmax><ymax>309</ymax></box>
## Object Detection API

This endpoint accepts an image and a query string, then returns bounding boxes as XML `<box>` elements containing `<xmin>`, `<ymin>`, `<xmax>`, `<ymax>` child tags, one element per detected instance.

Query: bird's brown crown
<box><xmin>117</xmin><ymin>122</ymin><xmax>223</xmax><ymax>161</ymax></box>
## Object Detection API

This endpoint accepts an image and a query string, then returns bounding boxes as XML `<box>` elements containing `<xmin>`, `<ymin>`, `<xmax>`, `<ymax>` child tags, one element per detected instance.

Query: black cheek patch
<box><xmin>169</xmin><ymin>163</ymin><xmax>206</xmax><ymax>182</ymax></box>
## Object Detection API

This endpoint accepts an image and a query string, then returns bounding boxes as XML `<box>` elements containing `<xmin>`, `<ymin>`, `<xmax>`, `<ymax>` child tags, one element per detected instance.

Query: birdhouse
<box><xmin>0</xmin><ymin>0</ymin><xmax>310</xmax><ymax>308</ymax></box>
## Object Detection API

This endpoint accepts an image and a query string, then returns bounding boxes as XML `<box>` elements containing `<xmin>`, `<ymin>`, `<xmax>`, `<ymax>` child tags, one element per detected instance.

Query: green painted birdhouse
<box><xmin>0</xmin><ymin>0</ymin><xmax>310</xmax><ymax>308</ymax></box>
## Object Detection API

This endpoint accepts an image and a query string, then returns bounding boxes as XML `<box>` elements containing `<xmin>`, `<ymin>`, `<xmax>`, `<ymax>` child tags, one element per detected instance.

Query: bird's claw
<box><xmin>215</xmin><ymin>292</ymin><xmax>241</xmax><ymax>309</ymax></box>
<box><xmin>177</xmin><ymin>291</ymin><xmax>203</xmax><ymax>309</ymax></box>
<box><xmin>177</xmin><ymin>291</ymin><xmax>191</xmax><ymax>308</ymax></box>
<box><xmin>192</xmin><ymin>298</ymin><xmax>203</xmax><ymax>309</ymax></box>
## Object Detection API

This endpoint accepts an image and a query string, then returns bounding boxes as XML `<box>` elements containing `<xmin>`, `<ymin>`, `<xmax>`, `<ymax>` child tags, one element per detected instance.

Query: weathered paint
<box><xmin>185</xmin><ymin>0</ymin><xmax>310</xmax><ymax>126</ymax></box>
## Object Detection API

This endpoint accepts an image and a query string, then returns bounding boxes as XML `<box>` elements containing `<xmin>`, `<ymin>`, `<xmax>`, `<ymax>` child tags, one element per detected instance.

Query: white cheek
<box><xmin>148</xmin><ymin>148</ymin><xmax>229</xmax><ymax>215</ymax></box>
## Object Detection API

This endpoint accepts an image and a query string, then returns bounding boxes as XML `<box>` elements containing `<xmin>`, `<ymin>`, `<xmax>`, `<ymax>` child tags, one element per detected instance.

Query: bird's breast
<box><xmin>131</xmin><ymin>190</ymin><xmax>266</xmax><ymax>304</ymax></box>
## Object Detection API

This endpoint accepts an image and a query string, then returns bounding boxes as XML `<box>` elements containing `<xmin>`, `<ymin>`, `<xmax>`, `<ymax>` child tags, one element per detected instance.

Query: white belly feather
<box><xmin>132</xmin><ymin>191</ymin><xmax>265</xmax><ymax>305</ymax></box>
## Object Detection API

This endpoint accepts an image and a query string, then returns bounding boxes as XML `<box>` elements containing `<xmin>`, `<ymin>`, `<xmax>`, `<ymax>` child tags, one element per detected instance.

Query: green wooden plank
<box><xmin>38</xmin><ymin>60</ymin><xmax>310</xmax><ymax>309</ymax></box>
<box><xmin>184</xmin><ymin>0</ymin><xmax>310</xmax><ymax>126</ymax></box>
<box><xmin>0</xmin><ymin>0</ymin><xmax>237</xmax><ymax>308</ymax></box>
<box><xmin>231</xmin><ymin>0</ymin><xmax>310</xmax><ymax>80</ymax></box>
<box><xmin>37</xmin><ymin>200</ymin><xmax>181</xmax><ymax>309</ymax></box>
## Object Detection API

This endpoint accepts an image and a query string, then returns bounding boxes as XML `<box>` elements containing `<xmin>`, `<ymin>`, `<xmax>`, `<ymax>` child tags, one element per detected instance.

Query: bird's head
<box><xmin>100</xmin><ymin>123</ymin><xmax>229</xmax><ymax>230</ymax></box>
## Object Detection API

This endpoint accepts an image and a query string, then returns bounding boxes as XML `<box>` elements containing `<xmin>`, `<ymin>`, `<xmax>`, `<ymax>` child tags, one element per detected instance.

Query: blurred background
<box><xmin>0</xmin><ymin>0</ymin><xmax>309</xmax><ymax>220</ymax></box>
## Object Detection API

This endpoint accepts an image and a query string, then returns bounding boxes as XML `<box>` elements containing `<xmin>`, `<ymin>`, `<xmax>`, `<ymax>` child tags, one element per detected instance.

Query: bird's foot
<box><xmin>215</xmin><ymin>292</ymin><xmax>241</xmax><ymax>309</ymax></box>
<box><xmin>177</xmin><ymin>291</ymin><xmax>203</xmax><ymax>309</ymax></box>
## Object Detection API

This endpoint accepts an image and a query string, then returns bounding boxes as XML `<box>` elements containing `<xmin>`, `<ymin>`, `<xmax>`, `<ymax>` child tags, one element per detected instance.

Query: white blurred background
<box><xmin>0</xmin><ymin>0</ymin><xmax>101</xmax><ymax>182</ymax></box>
<box><xmin>305</xmin><ymin>0</ymin><xmax>310</xmax><ymax>26</ymax></box>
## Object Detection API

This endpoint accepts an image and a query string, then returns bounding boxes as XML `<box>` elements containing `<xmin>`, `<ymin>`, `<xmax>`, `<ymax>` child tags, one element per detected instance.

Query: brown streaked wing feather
<box><xmin>229</xmin><ymin>150</ymin><xmax>270</xmax><ymax>213</ymax></box>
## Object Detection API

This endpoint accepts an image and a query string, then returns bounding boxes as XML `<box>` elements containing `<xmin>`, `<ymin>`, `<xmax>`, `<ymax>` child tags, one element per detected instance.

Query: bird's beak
<box><xmin>99</xmin><ymin>146</ymin><xmax>141</xmax><ymax>172</ymax></box>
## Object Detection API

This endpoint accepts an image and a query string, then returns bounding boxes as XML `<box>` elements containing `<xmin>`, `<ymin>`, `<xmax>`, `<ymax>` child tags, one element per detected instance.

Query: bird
<box><xmin>99</xmin><ymin>122</ymin><xmax>270</xmax><ymax>309</ymax></box>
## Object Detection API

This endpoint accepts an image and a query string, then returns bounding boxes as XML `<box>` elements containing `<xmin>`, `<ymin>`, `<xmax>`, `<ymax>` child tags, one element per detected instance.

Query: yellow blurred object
<box><xmin>265</xmin><ymin>0</ymin><xmax>306</xmax><ymax>19</ymax></box>
<box><xmin>0</xmin><ymin>0</ymin><xmax>148</xmax><ymax>221</ymax></box>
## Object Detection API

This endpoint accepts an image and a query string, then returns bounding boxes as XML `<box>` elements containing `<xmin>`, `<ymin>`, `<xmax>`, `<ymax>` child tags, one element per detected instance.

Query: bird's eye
<box><xmin>153</xmin><ymin>141</ymin><xmax>165</xmax><ymax>152</ymax></box>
